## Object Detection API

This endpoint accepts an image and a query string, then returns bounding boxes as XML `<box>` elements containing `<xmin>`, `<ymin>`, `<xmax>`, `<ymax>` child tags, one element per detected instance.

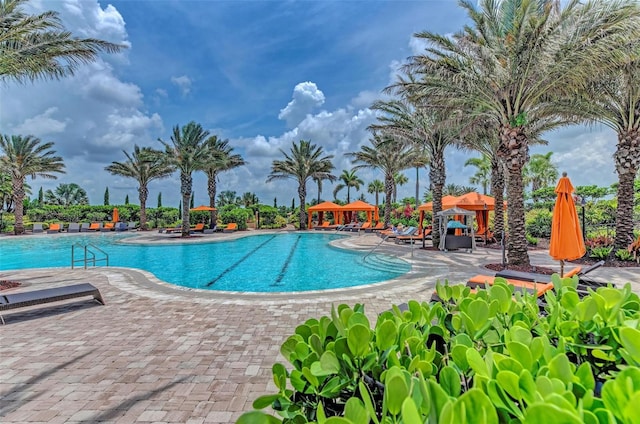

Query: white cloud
<box><xmin>12</xmin><ymin>107</ymin><xmax>68</xmax><ymax>136</ymax></box>
<box><xmin>171</xmin><ymin>75</ymin><xmax>192</xmax><ymax>97</ymax></box>
<box><xmin>278</xmin><ymin>82</ymin><xmax>326</xmax><ymax>128</ymax></box>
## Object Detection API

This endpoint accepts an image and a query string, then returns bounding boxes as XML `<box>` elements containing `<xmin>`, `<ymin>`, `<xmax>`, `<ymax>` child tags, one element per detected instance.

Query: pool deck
<box><xmin>1</xmin><ymin>229</ymin><xmax>639</xmax><ymax>423</ymax></box>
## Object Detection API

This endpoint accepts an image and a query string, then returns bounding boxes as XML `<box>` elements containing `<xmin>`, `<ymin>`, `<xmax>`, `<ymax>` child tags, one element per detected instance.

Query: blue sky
<box><xmin>0</xmin><ymin>0</ymin><xmax>617</xmax><ymax>208</ymax></box>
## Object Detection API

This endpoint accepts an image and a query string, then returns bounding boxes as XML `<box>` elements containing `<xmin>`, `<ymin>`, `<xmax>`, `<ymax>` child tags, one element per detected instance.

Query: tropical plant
<box><xmin>0</xmin><ymin>134</ymin><xmax>64</xmax><ymax>234</ymax></box>
<box><xmin>348</xmin><ymin>133</ymin><xmax>417</xmax><ymax>227</ymax></box>
<box><xmin>367</xmin><ymin>179</ymin><xmax>384</xmax><ymax>209</ymax></box>
<box><xmin>105</xmin><ymin>145</ymin><xmax>173</xmax><ymax>230</ymax></box>
<box><xmin>218</xmin><ymin>207</ymin><xmax>250</xmax><ymax>230</ymax></box>
<box><xmin>202</xmin><ymin>135</ymin><xmax>245</xmax><ymax>226</ymax></box>
<box><xmin>0</xmin><ymin>0</ymin><xmax>126</xmax><ymax>83</ymax></box>
<box><xmin>399</xmin><ymin>0</ymin><xmax>640</xmax><ymax>266</ymax></box>
<box><xmin>158</xmin><ymin>121</ymin><xmax>211</xmax><ymax>237</ymax></box>
<box><xmin>217</xmin><ymin>190</ymin><xmax>239</xmax><ymax>207</ymax></box>
<box><xmin>464</xmin><ymin>155</ymin><xmax>491</xmax><ymax>195</ymax></box>
<box><xmin>392</xmin><ymin>172</ymin><xmax>408</xmax><ymax>203</ymax></box>
<box><xmin>241</xmin><ymin>192</ymin><xmax>259</xmax><ymax>208</ymax></box>
<box><xmin>43</xmin><ymin>183</ymin><xmax>88</xmax><ymax>206</ymax></box>
<box><xmin>525</xmin><ymin>152</ymin><xmax>558</xmax><ymax>201</ymax></box>
<box><xmin>333</xmin><ymin>169</ymin><xmax>363</xmax><ymax>203</ymax></box>
<box><xmin>266</xmin><ymin>139</ymin><xmax>335</xmax><ymax>230</ymax></box>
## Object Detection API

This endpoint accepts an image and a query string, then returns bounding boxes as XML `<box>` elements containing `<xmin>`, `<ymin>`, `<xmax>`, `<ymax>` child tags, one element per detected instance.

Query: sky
<box><xmin>0</xmin><ymin>0</ymin><xmax>619</xmax><ymax>208</ymax></box>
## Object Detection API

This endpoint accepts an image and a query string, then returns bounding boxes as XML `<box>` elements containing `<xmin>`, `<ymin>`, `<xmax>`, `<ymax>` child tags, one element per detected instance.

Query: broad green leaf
<box><xmin>359</xmin><ymin>381</ymin><xmax>380</xmax><ymax>424</ymax></box>
<box><xmin>523</xmin><ymin>403</ymin><xmax>582</xmax><ymax>424</ymax></box>
<box><xmin>401</xmin><ymin>397</ymin><xmax>422</xmax><ymax>423</ymax></box>
<box><xmin>439</xmin><ymin>388</ymin><xmax>498</xmax><ymax>424</ymax></box>
<box><xmin>302</xmin><ymin>367</ymin><xmax>319</xmax><ymax>388</ymax></box>
<box><xmin>343</xmin><ymin>397</ymin><xmax>369</xmax><ymax>424</ymax></box>
<box><xmin>309</xmin><ymin>334</ymin><xmax>323</xmax><ymax>356</ymax></box>
<box><xmin>507</xmin><ymin>341</ymin><xmax>533</xmax><ymax>371</ymax></box>
<box><xmin>347</xmin><ymin>324</ymin><xmax>371</xmax><ymax>357</ymax></box>
<box><xmin>272</xmin><ymin>363</ymin><xmax>287</xmax><ymax>390</ymax></box>
<box><xmin>319</xmin><ymin>376</ymin><xmax>343</xmax><ymax>398</ymax></box>
<box><xmin>487</xmin><ymin>380</ymin><xmax>522</xmax><ymax>418</ymax></box>
<box><xmin>508</xmin><ymin>327</ymin><xmax>533</xmax><ymax>346</ymax></box>
<box><xmin>236</xmin><ymin>410</ymin><xmax>282</xmax><ymax>424</ymax></box>
<box><xmin>252</xmin><ymin>394</ymin><xmax>280</xmax><ymax>410</ymax></box>
<box><xmin>375</xmin><ymin>319</ymin><xmax>398</xmax><ymax>351</ymax></box>
<box><xmin>465</xmin><ymin>299</ymin><xmax>490</xmax><ymax>330</ymax></box>
<box><xmin>467</xmin><ymin>347</ymin><xmax>489</xmax><ymax>377</ymax></box>
<box><xmin>348</xmin><ymin>312</ymin><xmax>370</xmax><ymax>329</ymax></box>
<box><xmin>519</xmin><ymin>369</ymin><xmax>538</xmax><ymax>405</ymax></box>
<box><xmin>385</xmin><ymin>374</ymin><xmax>409</xmax><ymax>416</ymax></box>
<box><xmin>295</xmin><ymin>324</ymin><xmax>312</xmax><ymax>341</ymax></box>
<box><xmin>451</xmin><ymin>345</ymin><xmax>470</xmax><ymax>371</ymax></box>
<box><xmin>325</xmin><ymin>418</ymin><xmax>353</xmax><ymax>424</ymax></box>
<box><xmin>620</xmin><ymin>327</ymin><xmax>640</xmax><ymax>365</ymax></box>
<box><xmin>575</xmin><ymin>362</ymin><xmax>595</xmax><ymax>391</ymax></box>
<box><xmin>496</xmin><ymin>370</ymin><xmax>521</xmax><ymax>401</ymax></box>
<box><xmin>439</xmin><ymin>366</ymin><xmax>462</xmax><ymax>397</ymax></box>
<box><xmin>454</xmin><ymin>333</ymin><xmax>473</xmax><ymax>347</ymax></box>
<box><xmin>548</xmin><ymin>354</ymin><xmax>573</xmax><ymax>385</ymax></box>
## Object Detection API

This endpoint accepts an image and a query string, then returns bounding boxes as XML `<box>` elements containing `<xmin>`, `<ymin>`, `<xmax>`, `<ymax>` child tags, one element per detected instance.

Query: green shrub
<box><xmin>615</xmin><ymin>248</ymin><xmax>634</xmax><ymax>261</ymax></box>
<box><xmin>219</xmin><ymin>207</ymin><xmax>250</xmax><ymax>230</ymax></box>
<box><xmin>525</xmin><ymin>208</ymin><xmax>552</xmax><ymax>238</ymax></box>
<box><xmin>526</xmin><ymin>233</ymin><xmax>538</xmax><ymax>246</ymax></box>
<box><xmin>257</xmin><ymin>205</ymin><xmax>280</xmax><ymax>228</ymax></box>
<box><xmin>239</xmin><ymin>277</ymin><xmax>640</xmax><ymax>423</ymax></box>
<box><xmin>590</xmin><ymin>246</ymin><xmax>613</xmax><ymax>260</ymax></box>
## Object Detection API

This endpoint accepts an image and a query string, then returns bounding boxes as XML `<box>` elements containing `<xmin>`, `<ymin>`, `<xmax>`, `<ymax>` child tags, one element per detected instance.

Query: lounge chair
<box><xmin>191</xmin><ymin>223</ymin><xmax>206</xmax><ymax>233</ymax></box>
<box><xmin>67</xmin><ymin>223</ymin><xmax>80</xmax><ymax>233</ymax></box>
<box><xmin>223</xmin><ymin>223</ymin><xmax>238</xmax><ymax>233</ymax></box>
<box><xmin>161</xmin><ymin>225</ymin><xmax>182</xmax><ymax>233</ymax></box>
<box><xmin>127</xmin><ymin>221</ymin><xmax>138</xmax><ymax>231</ymax></box>
<box><xmin>32</xmin><ymin>223</ymin><xmax>44</xmax><ymax>233</ymax></box>
<box><xmin>467</xmin><ymin>274</ymin><xmax>554</xmax><ymax>297</ymax></box>
<box><xmin>80</xmin><ymin>223</ymin><xmax>91</xmax><ymax>232</ymax></box>
<box><xmin>384</xmin><ymin>226</ymin><xmax>417</xmax><ymax>240</ymax></box>
<box><xmin>366</xmin><ymin>222</ymin><xmax>386</xmax><ymax>233</ymax></box>
<box><xmin>357</xmin><ymin>222</ymin><xmax>372</xmax><ymax>232</ymax></box>
<box><xmin>314</xmin><ymin>222</ymin><xmax>331</xmax><ymax>230</ymax></box>
<box><xmin>395</xmin><ymin>228</ymin><xmax>432</xmax><ymax>244</ymax></box>
<box><xmin>101</xmin><ymin>222</ymin><xmax>115</xmax><ymax>232</ymax></box>
<box><xmin>495</xmin><ymin>260</ymin><xmax>604</xmax><ymax>282</ymax></box>
<box><xmin>115</xmin><ymin>222</ymin><xmax>128</xmax><ymax>231</ymax></box>
<box><xmin>0</xmin><ymin>283</ymin><xmax>105</xmax><ymax>325</ymax></box>
<box><xmin>47</xmin><ymin>223</ymin><xmax>62</xmax><ymax>234</ymax></box>
<box><xmin>88</xmin><ymin>222</ymin><xmax>102</xmax><ymax>231</ymax></box>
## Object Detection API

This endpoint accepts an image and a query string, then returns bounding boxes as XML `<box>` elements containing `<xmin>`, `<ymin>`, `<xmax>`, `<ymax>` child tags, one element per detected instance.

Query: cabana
<box><xmin>341</xmin><ymin>200</ymin><xmax>379</xmax><ymax>225</ymax></box>
<box><xmin>435</xmin><ymin>207</ymin><xmax>477</xmax><ymax>252</ymax></box>
<box><xmin>307</xmin><ymin>201</ymin><xmax>343</xmax><ymax>229</ymax></box>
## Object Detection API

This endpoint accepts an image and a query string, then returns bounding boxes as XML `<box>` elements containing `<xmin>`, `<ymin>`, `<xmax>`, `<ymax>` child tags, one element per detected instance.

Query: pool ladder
<box><xmin>71</xmin><ymin>243</ymin><xmax>109</xmax><ymax>269</ymax></box>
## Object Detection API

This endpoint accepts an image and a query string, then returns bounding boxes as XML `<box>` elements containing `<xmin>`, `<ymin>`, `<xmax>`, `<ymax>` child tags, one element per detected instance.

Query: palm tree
<box><xmin>464</xmin><ymin>156</ymin><xmax>491</xmax><ymax>195</ymax></box>
<box><xmin>241</xmin><ymin>192</ymin><xmax>259</xmax><ymax>208</ymax></box>
<box><xmin>401</xmin><ymin>0</ymin><xmax>640</xmax><ymax>265</ymax></box>
<box><xmin>333</xmin><ymin>169</ymin><xmax>363</xmax><ymax>203</ymax></box>
<box><xmin>525</xmin><ymin>152</ymin><xmax>558</xmax><ymax>201</ymax></box>
<box><xmin>393</xmin><ymin>173</ymin><xmax>409</xmax><ymax>203</ymax></box>
<box><xmin>44</xmin><ymin>183</ymin><xmax>88</xmax><ymax>206</ymax></box>
<box><xmin>0</xmin><ymin>134</ymin><xmax>64</xmax><ymax>234</ymax></box>
<box><xmin>367</xmin><ymin>179</ymin><xmax>384</xmax><ymax>210</ymax></box>
<box><xmin>348</xmin><ymin>133</ymin><xmax>417</xmax><ymax>226</ymax></box>
<box><xmin>218</xmin><ymin>190</ymin><xmax>239</xmax><ymax>207</ymax></box>
<box><xmin>202</xmin><ymin>136</ymin><xmax>245</xmax><ymax>227</ymax></box>
<box><xmin>158</xmin><ymin>122</ymin><xmax>210</xmax><ymax>237</ymax></box>
<box><xmin>105</xmin><ymin>145</ymin><xmax>173</xmax><ymax>230</ymax></box>
<box><xmin>267</xmin><ymin>140</ymin><xmax>335</xmax><ymax>230</ymax></box>
<box><xmin>0</xmin><ymin>0</ymin><xmax>125</xmax><ymax>83</ymax></box>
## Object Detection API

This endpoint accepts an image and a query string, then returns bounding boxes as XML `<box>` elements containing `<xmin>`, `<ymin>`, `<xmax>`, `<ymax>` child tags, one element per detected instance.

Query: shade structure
<box><xmin>549</xmin><ymin>175</ymin><xmax>586</xmax><ymax>275</ymax></box>
<box><xmin>418</xmin><ymin>193</ymin><xmax>505</xmax><ymax>233</ymax></box>
<box><xmin>112</xmin><ymin>208</ymin><xmax>119</xmax><ymax>223</ymax></box>
<box><xmin>307</xmin><ymin>201</ymin><xmax>343</xmax><ymax>229</ymax></box>
<box><xmin>341</xmin><ymin>200</ymin><xmax>379</xmax><ymax>224</ymax></box>
<box><xmin>190</xmin><ymin>205</ymin><xmax>217</xmax><ymax>211</ymax></box>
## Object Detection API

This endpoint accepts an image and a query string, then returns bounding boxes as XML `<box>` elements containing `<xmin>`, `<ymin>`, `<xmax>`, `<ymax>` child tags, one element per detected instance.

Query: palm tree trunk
<box><xmin>498</xmin><ymin>125</ymin><xmax>530</xmax><ymax>266</ymax></box>
<box><xmin>12</xmin><ymin>176</ymin><xmax>25</xmax><ymax>235</ymax></box>
<box><xmin>298</xmin><ymin>185</ymin><xmax>307</xmax><ymax>230</ymax></box>
<box><xmin>613</xmin><ymin>130</ymin><xmax>640</xmax><ymax>251</ymax></box>
<box><xmin>491</xmin><ymin>156</ymin><xmax>506</xmax><ymax>243</ymax></box>
<box><xmin>384</xmin><ymin>175</ymin><xmax>394</xmax><ymax>226</ymax></box>
<box><xmin>138</xmin><ymin>185</ymin><xmax>148</xmax><ymax>231</ymax></box>
<box><xmin>430</xmin><ymin>152</ymin><xmax>446</xmax><ymax>249</ymax></box>
<box><xmin>208</xmin><ymin>172</ymin><xmax>217</xmax><ymax>228</ymax></box>
<box><xmin>415</xmin><ymin>166</ymin><xmax>420</xmax><ymax>211</ymax></box>
<box><xmin>181</xmin><ymin>172</ymin><xmax>192</xmax><ymax>237</ymax></box>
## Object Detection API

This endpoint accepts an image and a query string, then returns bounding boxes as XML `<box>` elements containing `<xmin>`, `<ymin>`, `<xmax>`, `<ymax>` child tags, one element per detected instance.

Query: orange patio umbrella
<box><xmin>307</xmin><ymin>201</ymin><xmax>343</xmax><ymax>228</ymax></box>
<box><xmin>190</xmin><ymin>205</ymin><xmax>217</xmax><ymax>211</ymax></box>
<box><xmin>112</xmin><ymin>207</ymin><xmax>119</xmax><ymax>223</ymax></box>
<box><xmin>549</xmin><ymin>173</ymin><xmax>586</xmax><ymax>276</ymax></box>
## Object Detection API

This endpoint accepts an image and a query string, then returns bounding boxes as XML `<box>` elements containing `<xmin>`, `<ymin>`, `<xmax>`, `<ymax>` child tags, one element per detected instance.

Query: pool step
<box><xmin>359</xmin><ymin>253</ymin><xmax>409</xmax><ymax>274</ymax></box>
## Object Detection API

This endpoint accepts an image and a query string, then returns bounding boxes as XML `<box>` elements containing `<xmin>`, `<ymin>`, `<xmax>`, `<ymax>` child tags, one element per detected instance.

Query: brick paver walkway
<box><xmin>1</xmin><ymin>231</ymin><xmax>638</xmax><ymax>423</ymax></box>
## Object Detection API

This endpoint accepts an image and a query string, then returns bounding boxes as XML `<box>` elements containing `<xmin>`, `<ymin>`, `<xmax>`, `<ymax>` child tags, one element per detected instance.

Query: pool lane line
<box><xmin>206</xmin><ymin>235</ymin><xmax>277</xmax><ymax>287</ymax></box>
<box><xmin>271</xmin><ymin>235</ymin><xmax>301</xmax><ymax>286</ymax></box>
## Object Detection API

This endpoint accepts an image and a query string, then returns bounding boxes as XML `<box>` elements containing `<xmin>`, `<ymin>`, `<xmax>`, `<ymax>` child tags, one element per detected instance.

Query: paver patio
<box><xmin>1</xmin><ymin>231</ymin><xmax>639</xmax><ymax>423</ymax></box>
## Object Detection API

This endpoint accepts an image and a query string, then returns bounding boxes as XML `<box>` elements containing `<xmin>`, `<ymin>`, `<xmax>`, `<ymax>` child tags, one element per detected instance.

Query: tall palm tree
<box><xmin>267</xmin><ymin>140</ymin><xmax>335</xmax><ymax>230</ymax></box>
<box><xmin>217</xmin><ymin>190</ymin><xmax>239</xmax><ymax>207</ymax></box>
<box><xmin>464</xmin><ymin>156</ymin><xmax>491</xmax><ymax>195</ymax></box>
<box><xmin>241</xmin><ymin>192</ymin><xmax>259</xmax><ymax>208</ymax></box>
<box><xmin>0</xmin><ymin>134</ymin><xmax>64</xmax><ymax>234</ymax></box>
<box><xmin>333</xmin><ymin>169</ymin><xmax>363</xmax><ymax>203</ymax></box>
<box><xmin>44</xmin><ymin>183</ymin><xmax>88</xmax><ymax>206</ymax></box>
<box><xmin>158</xmin><ymin>122</ymin><xmax>210</xmax><ymax>237</ymax></box>
<box><xmin>401</xmin><ymin>0</ymin><xmax>640</xmax><ymax>265</ymax></box>
<box><xmin>0</xmin><ymin>0</ymin><xmax>125</xmax><ymax>83</ymax></box>
<box><xmin>393</xmin><ymin>173</ymin><xmax>409</xmax><ymax>203</ymax></box>
<box><xmin>105</xmin><ymin>145</ymin><xmax>173</xmax><ymax>230</ymax></box>
<box><xmin>367</xmin><ymin>179</ymin><xmax>384</xmax><ymax>210</ymax></box>
<box><xmin>202</xmin><ymin>136</ymin><xmax>245</xmax><ymax>227</ymax></box>
<box><xmin>348</xmin><ymin>133</ymin><xmax>417</xmax><ymax>226</ymax></box>
<box><xmin>524</xmin><ymin>152</ymin><xmax>558</xmax><ymax>200</ymax></box>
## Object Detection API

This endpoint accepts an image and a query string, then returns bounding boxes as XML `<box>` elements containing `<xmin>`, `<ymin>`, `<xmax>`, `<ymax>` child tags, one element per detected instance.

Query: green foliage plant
<box><xmin>525</xmin><ymin>209</ymin><xmax>552</xmax><ymax>238</ymax></box>
<box><xmin>239</xmin><ymin>277</ymin><xmax>640</xmax><ymax>423</ymax></box>
<box><xmin>590</xmin><ymin>246</ymin><xmax>613</xmax><ymax>260</ymax></box>
<box><xmin>615</xmin><ymin>249</ymin><xmax>634</xmax><ymax>262</ymax></box>
<box><xmin>219</xmin><ymin>207</ymin><xmax>250</xmax><ymax>230</ymax></box>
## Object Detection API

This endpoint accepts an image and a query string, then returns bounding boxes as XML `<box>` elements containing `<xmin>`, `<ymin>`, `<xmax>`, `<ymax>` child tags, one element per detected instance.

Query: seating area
<box><xmin>223</xmin><ymin>223</ymin><xmax>238</xmax><ymax>233</ymax></box>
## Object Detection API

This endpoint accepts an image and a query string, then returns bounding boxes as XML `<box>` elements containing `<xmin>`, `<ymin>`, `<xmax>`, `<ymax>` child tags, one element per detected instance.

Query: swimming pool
<box><xmin>0</xmin><ymin>232</ymin><xmax>411</xmax><ymax>292</ymax></box>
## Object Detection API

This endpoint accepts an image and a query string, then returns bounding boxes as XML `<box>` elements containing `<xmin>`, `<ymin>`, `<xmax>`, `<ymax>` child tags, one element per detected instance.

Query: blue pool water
<box><xmin>0</xmin><ymin>232</ymin><xmax>410</xmax><ymax>292</ymax></box>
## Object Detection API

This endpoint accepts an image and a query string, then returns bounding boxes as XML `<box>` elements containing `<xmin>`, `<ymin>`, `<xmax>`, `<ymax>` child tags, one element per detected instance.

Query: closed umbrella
<box><xmin>549</xmin><ymin>173</ymin><xmax>586</xmax><ymax>276</ymax></box>
<box><xmin>112</xmin><ymin>207</ymin><xmax>119</xmax><ymax>223</ymax></box>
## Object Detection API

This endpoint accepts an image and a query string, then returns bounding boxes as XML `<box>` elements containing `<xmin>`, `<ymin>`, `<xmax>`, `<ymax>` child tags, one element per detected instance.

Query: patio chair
<box><xmin>101</xmin><ymin>222</ymin><xmax>115</xmax><ymax>232</ymax></box>
<box><xmin>127</xmin><ymin>222</ymin><xmax>138</xmax><ymax>231</ymax></box>
<box><xmin>191</xmin><ymin>223</ymin><xmax>206</xmax><ymax>233</ymax></box>
<box><xmin>357</xmin><ymin>222</ymin><xmax>372</xmax><ymax>232</ymax></box>
<box><xmin>0</xmin><ymin>283</ymin><xmax>105</xmax><ymax>325</ymax></box>
<box><xmin>223</xmin><ymin>223</ymin><xmax>238</xmax><ymax>233</ymax></box>
<box><xmin>88</xmin><ymin>222</ymin><xmax>102</xmax><ymax>231</ymax></box>
<box><xmin>467</xmin><ymin>274</ymin><xmax>554</xmax><ymax>297</ymax></box>
<box><xmin>47</xmin><ymin>223</ymin><xmax>62</xmax><ymax>234</ymax></box>
<box><xmin>32</xmin><ymin>223</ymin><xmax>44</xmax><ymax>233</ymax></box>
<box><xmin>395</xmin><ymin>227</ymin><xmax>432</xmax><ymax>244</ymax></box>
<box><xmin>314</xmin><ymin>222</ymin><xmax>331</xmax><ymax>230</ymax></box>
<box><xmin>67</xmin><ymin>223</ymin><xmax>80</xmax><ymax>233</ymax></box>
<box><xmin>366</xmin><ymin>222</ymin><xmax>386</xmax><ymax>233</ymax></box>
<box><xmin>80</xmin><ymin>223</ymin><xmax>91</xmax><ymax>232</ymax></box>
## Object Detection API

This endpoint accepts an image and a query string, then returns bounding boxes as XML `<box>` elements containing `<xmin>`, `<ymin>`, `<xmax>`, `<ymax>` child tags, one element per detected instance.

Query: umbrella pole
<box><xmin>560</xmin><ymin>260</ymin><xmax>564</xmax><ymax>277</ymax></box>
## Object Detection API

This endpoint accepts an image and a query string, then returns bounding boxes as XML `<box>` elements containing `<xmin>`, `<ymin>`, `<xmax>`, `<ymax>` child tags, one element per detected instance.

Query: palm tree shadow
<box><xmin>0</xmin><ymin>349</ymin><xmax>95</xmax><ymax>417</ymax></box>
<box><xmin>88</xmin><ymin>376</ymin><xmax>191</xmax><ymax>422</ymax></box>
